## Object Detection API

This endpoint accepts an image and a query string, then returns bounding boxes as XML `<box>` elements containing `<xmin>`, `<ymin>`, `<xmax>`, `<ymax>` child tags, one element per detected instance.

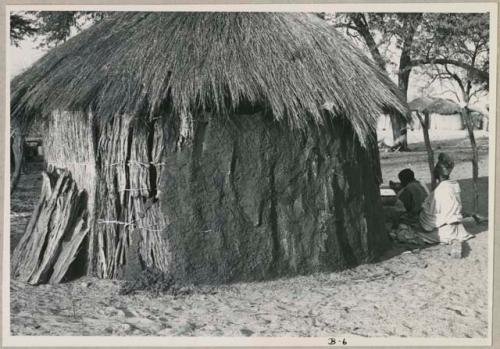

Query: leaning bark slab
<box><xmin>11</xmin><ymin>169</ymin><xmax>89</xmax><ymax>285</ymax></box>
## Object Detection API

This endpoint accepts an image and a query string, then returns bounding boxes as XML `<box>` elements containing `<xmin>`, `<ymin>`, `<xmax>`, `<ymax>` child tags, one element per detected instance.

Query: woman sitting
<box><xmin>390</xmin><ymin>153</ymin><xmax>473</xmax><ymax>257</ymax></box>
<box><xmin>392</xmin><ymin>168</ymin><xmax>429</xmax><ymax>226</ymax></box>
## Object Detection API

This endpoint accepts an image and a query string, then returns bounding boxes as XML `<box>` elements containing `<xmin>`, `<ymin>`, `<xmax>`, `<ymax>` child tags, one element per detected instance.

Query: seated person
<box><xmin>419</xmin><ymin>153</ymin><xmax>473</xmax><ymax>244</ymax></box>
<box><xmin>390</xmin><ymin>153</ymin><xmax>473</xmax><ymax>256</ymax></box>
<box><xmin>390</xmin><ymin>168</ymin><xmax>429</xmax><ymax>225</ymax></box>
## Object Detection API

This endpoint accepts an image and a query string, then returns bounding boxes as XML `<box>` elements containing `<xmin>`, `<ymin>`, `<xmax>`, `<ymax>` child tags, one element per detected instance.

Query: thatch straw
<box><xmin>425</xmin><ymin>98</ymin><xmax>462</xmax><ymax>115</ymax></box>
<box><xmin>409</xmin><ymin>96</ymin><xmax>462</xmax><ymax>115</ymax></box>
<box><xmin>11</xmin><ymin>12</ymin><xmax>407</xmax><ymax>145</ymax></box>
<box><xmin>408</xmin><ymin>96</ymin><xmax>436</xmax><ymax>113</ymax></box>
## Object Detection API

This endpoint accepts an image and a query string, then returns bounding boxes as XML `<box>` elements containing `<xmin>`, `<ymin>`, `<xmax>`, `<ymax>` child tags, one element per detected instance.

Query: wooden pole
<box><xmin>462</xmin><ymin>107</ymin><xmax>479</xmax><ymax>214</ymax></box>
<box><xmin>10</xmin><ymin>128</ymin><xmax>24</xmax><ymax>192</ymax></box>
<box><xmin>416</xmin><ymin>111</ymin><xmax>436</xmax><ymax>189</ymax></box>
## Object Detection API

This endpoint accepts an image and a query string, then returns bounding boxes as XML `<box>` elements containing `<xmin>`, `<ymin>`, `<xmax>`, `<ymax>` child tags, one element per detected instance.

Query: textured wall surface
<box><xmin>159</xmin><ymin>113</ymin><xmax>389</xmax><ymax>284</ymax></box>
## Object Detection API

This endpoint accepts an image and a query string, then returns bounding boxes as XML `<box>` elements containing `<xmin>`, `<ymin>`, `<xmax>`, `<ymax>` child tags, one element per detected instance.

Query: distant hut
<box><xmin>11</xmin><ymin>13</ymin><xmax>407</xmax><ymax>285</ymax></box>
<box><xmin>408</xmin><ymin>97</ymin><xmax>464</xmax><ymax>130</ymax></box>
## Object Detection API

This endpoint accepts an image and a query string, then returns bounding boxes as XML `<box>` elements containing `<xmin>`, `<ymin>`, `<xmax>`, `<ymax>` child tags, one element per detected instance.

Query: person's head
<box><xmin>398</xmin><ymin>168</ymin><xmax>415</xmax><ymax>187</ymax></box>
<box><xmin>434</xmin><ymin>153</ymin><xmax>454</xmax><ymax>181</ymax></box>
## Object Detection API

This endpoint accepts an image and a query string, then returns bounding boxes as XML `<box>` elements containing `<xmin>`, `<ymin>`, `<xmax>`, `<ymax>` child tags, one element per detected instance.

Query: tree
<box><xmin>34</xmin><ymin>12</ymin><xmax>109</xmax><ymax>47</ymax></box>
<box><xmin>408</xmin><ymin>13</ymin><xmax>489</xmax><ymax>89</ymax></box>
<box><xmin>419</xmin><ymin>13</ymin><xmax>489</xmax><ymax>214</ymax></box>
<box><xmin>10</xmin><ymin>13</ymin><xmax>37</xmax><ymax>47</ymax></box>
<box><xmin>414</xmin><ymin>109</ymin><xmax>436</xmax><ymax>188</ymax></box>
<box><xmin>328</xmin><ymin>13</ymin><xmax>423</xmax><ymax>151</ymax></box>
<box><xmin>409</xmin><ymin>97</ymin><xmax>463</xmax><ymax>190</ymax></box>
<box><xmin>327</xmin><ymin>13</ymin><xmax>489</xmax><ymax>151</ymax></box>
<box><xmin>10</xmin><ymin>11</ymin><xmax>108</xmax><ymax>48</ymax></box>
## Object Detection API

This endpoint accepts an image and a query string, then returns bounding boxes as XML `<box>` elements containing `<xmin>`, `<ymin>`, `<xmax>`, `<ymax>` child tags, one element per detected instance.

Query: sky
<box><xmin>9</xmin><ymin>40</ymin><xmax>47</xmax><ymax>78</ymax></box>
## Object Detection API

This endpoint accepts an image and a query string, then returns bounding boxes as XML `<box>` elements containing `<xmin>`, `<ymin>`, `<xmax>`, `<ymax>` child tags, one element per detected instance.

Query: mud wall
<box><xmin>159</xmin><ymin>112</ymin><xmax>388</xmax><ymax>284</ymax></box>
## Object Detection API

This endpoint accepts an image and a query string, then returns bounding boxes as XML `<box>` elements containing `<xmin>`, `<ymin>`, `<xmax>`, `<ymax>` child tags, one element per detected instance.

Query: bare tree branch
<box><xmin>332</xmin><ymin>23</ymin><xmax>359</xmax><ymax>31</ymax></box>
<box><xmin>408</xmin><ymin>58</ymin><xmax>488</xmax><ymax>83</ymax></box>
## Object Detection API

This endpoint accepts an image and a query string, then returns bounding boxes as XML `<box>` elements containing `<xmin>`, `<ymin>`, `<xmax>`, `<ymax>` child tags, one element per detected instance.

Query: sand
<box><xmin>9</xmin><ymin>134</ymin><xmax>490</xmax><ymax>337</ymax></box>
<box><xmin>10</xmin><ymin>223</ymin><xmax>489</xmax><ymax>337</ymax></box>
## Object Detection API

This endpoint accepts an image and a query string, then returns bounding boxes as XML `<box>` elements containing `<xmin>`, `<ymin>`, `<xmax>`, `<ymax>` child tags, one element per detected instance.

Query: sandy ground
<box><xmin>9</xmin><ymin>134</ymin><xmax>490</xmax><ymax>337</ymax></box>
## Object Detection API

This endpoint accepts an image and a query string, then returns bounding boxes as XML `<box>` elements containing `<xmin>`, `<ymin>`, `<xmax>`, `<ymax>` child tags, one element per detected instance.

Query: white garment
<box><xmin>419</xmin><ymin>180</ymin><xmax>472</xmax><ymax>243</ymax></box>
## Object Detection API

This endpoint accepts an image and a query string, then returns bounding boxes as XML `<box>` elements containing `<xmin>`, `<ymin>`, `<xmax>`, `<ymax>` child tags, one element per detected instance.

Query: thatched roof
<box><xmin>425</xmin><ymin>98</ymin><xmax>462</xmax><ymax>115</ymax></box>
<box><xmin>408</xmin><ymin>96</ymin><xmax>436</xmax><ymax>113</ymax></box>
<box><xmin>11</xmin><ymin>12</ymin><xmax>407</xmax><ymax>145</ymax></box>
<box><xmin>409</xmin><ymin>96</ymin><xmax>462</xmax><ymax>115</ymax></box>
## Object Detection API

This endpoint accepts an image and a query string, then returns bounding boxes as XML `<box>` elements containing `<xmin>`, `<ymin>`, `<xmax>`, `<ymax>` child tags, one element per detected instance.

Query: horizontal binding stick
<box><xmin>96</xmin><ymin>219</ymin><xmax>167</xmax><ymax>232</ymax></box>
<box><xmin>104</xmin><ymin>161</ymin><xmax>167</xmax><ymax>167</ymax></box>
<box><xmin>97</xmin><ymin>219</ymin><xmax>136</xmax><ymax>226</ymax></box>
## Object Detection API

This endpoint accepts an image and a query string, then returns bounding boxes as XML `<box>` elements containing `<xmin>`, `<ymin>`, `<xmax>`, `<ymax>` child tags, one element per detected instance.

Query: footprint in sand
<box><xmin>115</xmin><ymin>306</ymin><xmax>138</xmax><ymax>318</ymax></box>
<box><xmin>125</xmin><ymin>317</ymin><xmax>163</xmax><ymax>334</ymax></box>
<box><xmin>240</xmin><ymin>328</ymin><xmax>254</xmax><ymax>336</ymax></box>
<box><xmin>101</xmin><ymin>307</ymin><xmax>126</xmax><ymax>317</ymax></box>
<box><xmin>175</xmin><ymin>321</ymin><xmax>199</xmax><ymax>336</ymax></box>
<box><xmin>158</xmin><ymin>326</ymin><xmax>174</xmax><ymax>336</ymax></box>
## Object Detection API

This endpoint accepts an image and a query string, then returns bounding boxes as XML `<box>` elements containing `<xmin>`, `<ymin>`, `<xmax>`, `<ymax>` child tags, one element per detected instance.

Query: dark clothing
<box><xmin>397</xmin><ymin>180</ymin><xmax>429</xmax><ymax>224</ymax></box>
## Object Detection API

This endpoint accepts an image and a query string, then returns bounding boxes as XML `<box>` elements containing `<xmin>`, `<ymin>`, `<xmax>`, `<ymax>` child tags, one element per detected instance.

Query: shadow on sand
<box><xmin>378</xmin><ymin>176</ymin><xmax>489</xmax><ymax>263</ymax></box>
<box><xmin>379</xmin><ymin>219</ymin><xmax>487</xmax><ymax>263</ymax></box>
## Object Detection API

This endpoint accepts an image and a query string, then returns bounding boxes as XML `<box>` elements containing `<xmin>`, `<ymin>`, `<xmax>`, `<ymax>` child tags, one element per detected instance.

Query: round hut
<box><xmin>11</xmin><ymin>12</ymin><xmax>407</xmax><ymax>285</ymax></box>
<box><xmin>409</xmin><ymin>97</ymin><xmax>464</xmax><ymax>130</ymax></box>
